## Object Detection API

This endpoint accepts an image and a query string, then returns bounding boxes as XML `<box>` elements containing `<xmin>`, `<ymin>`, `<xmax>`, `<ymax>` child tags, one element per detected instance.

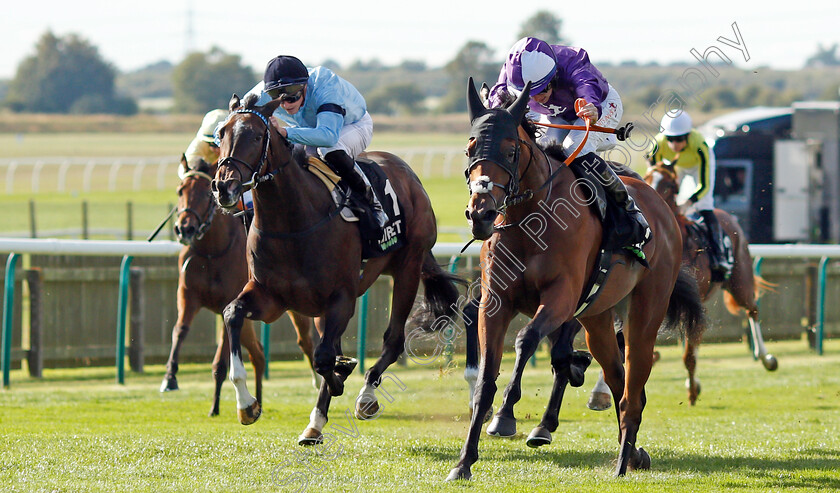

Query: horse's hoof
<box><xmin>208</xmin><ymin>407</ymin><xmax>219</xmax><ymax>417</ymax></box>
<box><xmin>237</xmin><ymin>400</ymin><xmax>262</xmax><ymax>425</ymax></box>
<box><xmin>569</xmin><ymin>351</ymin><xmax>592</xmax><ymax>387</ymax></box>
<box><xmin>629</xmin><ymin>447</ymin><xmax>651</xmax><ymax>471</ymax></box>
<box><xmin>298</xmin><ymin>428</ymin><xmax>324</xmax><ymax>446</ymax></box>
<box><xmin>486</xmin><ymin>414</ymin><xmax>517</xmax><ymax>437</ymax></box>
<box><xmin>762</xmin><ymin>354</ymin><xmax>779</xmax><ymax>371</ymax></box>
<box><xmin>586</xmin><ymin>391</ymin><xmax>612</xmax><ymax>411</ymax></box>
<box><xmin>445</xmin><ymin>466</ymin><xmax>472</xmax><ymax>481</ymax></box>
<box><xmin>526</xmin><ymin>426</ymin><xmax>552</xmax><ymax>448</ymax></box>
<box><xmin>354</xmin><ymin>398</ymin><xmax>380</xmax><ymax>420</ymax></box>
<box><xmin>160</xmin><ymin>377</ymin><xmax>178</xmax><ymax>392</ymax></box>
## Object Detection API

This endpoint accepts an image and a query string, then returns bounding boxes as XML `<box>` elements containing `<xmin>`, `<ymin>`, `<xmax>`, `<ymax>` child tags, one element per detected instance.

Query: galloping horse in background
<box><xmin>211</xmin><ymin>94</ymin><xmax>462</xmax><ymax>443</ymax></box>
<box><xmin>645</xmin><ymin>163</ymin><xmax>777</xmax><ymax>404</ymax></box>
<box><xmin>162</xmin><ymin>154</ymin><xmax>319</xmax><ymax>416</ymax></box>
<box><xmin>448</xmin><ymin>79</ymin><xmax>705</xmax><ymax>480</ymax></box>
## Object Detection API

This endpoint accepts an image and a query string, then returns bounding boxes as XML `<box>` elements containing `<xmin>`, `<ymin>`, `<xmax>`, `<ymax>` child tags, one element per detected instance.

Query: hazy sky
<box><xmin>2</xmin><ymin>0</ymin><xmax>838</xmax><ymax>80</ymax></box>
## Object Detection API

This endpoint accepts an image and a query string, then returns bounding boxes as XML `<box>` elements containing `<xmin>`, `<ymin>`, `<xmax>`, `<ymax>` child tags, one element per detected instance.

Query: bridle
<box><xmin>217</xmin><ymin>106</ymin><xmax>342</xmax><ymax>239</ymax></box>
<box><xmin>466</xmin><ymin>100</ymin><xmax>596</xmax><ymax>227</ymax></box>
<box><xmin>216</xmin><ymin>109</ymin><xmax>291</xmax><ymax>191</ymax></box>
<box><xmin>176</xmin><ymin>169</ymin><xmax>217</xmax><ymax>242</ymax></box>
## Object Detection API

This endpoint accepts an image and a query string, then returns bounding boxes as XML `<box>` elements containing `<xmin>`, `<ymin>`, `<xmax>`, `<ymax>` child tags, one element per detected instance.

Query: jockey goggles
<box><xmin>266</xmin><ymin>84</ymin><xmax>305</xmax><ymax>103</ymax></box>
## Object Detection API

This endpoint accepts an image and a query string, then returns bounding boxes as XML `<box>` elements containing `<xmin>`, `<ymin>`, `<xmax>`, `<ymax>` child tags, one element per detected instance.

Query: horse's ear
<box><xmin>479</xmin><ymin>82</ymin><xmax>490</xmax><ymax>105</ymax></box>
<box><xmin>229</xmin><ymin>94</ymin><xmax>241</xmax><ymax>111</ymax></box>
<box><xmin>180</xmin><ymin>153</ymin><xmax>188</xmax><ymax>171</ymax></box>
<box><xmin>507</xmin><ymin>81</ymin><xmax>531</xmax><ymax>123</ymax></box>
<box><xmin>467</xmin><ymin>77</ymin><xmax>485</xmax><ymax>122</ymax></box>
<box><xmin>263</xmin><ymin>98</ymin><xmax>283</xmax><ymax>116</ymax></box>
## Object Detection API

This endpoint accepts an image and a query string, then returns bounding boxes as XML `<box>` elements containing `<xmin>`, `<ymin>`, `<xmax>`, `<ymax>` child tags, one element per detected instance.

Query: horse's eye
<box><xmin>506</xmin><ymin>147</ymin><xmax>516</xmax><ymax>160</ymax></box>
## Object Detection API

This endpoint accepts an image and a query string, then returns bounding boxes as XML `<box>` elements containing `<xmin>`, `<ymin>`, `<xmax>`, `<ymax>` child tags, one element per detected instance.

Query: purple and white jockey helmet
<box><xmin>505</xmin><ymin>37</ymin><xmax>557</xmax><ymax>97</ymax></box>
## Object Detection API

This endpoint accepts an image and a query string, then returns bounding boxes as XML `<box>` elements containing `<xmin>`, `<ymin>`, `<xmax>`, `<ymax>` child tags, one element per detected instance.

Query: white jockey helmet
<box><xmin>660</xmin><ymin>111</ymin><xmax>693</xmax><ymax>137</ymax></box>
<box><xmin>198</xmin><ymin>109</ymin><xmax>229</xmax><ymax>143</ymax></box>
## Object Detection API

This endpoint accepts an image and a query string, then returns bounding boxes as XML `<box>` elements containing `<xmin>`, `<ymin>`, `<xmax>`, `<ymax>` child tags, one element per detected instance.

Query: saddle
<box><xmin>306</xmin><ymin>156</ymin><xmax>406</xmax><ymax>259</ymax></box>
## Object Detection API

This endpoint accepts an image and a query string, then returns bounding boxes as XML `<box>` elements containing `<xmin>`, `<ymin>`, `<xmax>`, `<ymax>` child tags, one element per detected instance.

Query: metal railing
<box><xmin>1</xmin><ymin>149</ymin><xmax>466</xmax><ymax>194</ymax></box>
<box><xmin>2</xmin><ymin>239</ymin><xmax>837</xmax><ymax>388</ymax></box>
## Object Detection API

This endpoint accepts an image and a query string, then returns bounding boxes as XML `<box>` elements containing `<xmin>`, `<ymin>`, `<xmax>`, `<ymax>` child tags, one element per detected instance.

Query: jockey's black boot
<box><xmin>700</xmin><ymin>209</ymin><xmax>731</xmax><ymax>282</ymax></box>
<box><xmin>571</xmin><ymin>152</ymin><xmax>651</xmax><ymax>266</ymax></box>
<box><xmin>325</xmin><ymin>150</ymin><xmax>387</xmax><ymax>226</ymax></box>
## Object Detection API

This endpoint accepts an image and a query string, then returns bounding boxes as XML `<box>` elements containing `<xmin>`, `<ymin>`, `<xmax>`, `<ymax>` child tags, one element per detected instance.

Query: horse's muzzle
<box><xmin>466</xmin><ymin>207</ymin><xmax>497</xmax><ymax>241</ymax></box>
<box><xmin>174</xmin><ymin>222</ymin><xmax>196</xmax><ymax>246</ymax></box>
<box><xmin>211</xmin><ymin>179</ymin><xmax>242</xmax><ymax>210</ymax></box>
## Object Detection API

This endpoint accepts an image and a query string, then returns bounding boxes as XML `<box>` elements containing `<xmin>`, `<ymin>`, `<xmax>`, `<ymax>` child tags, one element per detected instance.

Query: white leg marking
<box><xmin>307</xmin><ymin>407</ymin><xmax>327</xmax><ymax>433</ymax></box>
<box><xmin>464</xmin><ymin>367</ymin><xmax>478</xmax><ymax>408</ymax></box>
<box><xmin>592</xmin><ymin>371</ymin><xmax>610</xmax><ymax>394</ymax></box>
<box><xmin>749</xmin><ymin>318</ymin><xmax>767</xmax><ymax>358</ymax></box>
<box><xmin>357</xmin><ymin>383</ymin><xmax>377</xmax><ymax>403</ymax></box>
<box><xmin>229</xmin><ymin>353</ymin><xmax>255</xmax><ymax>410</ymax></box>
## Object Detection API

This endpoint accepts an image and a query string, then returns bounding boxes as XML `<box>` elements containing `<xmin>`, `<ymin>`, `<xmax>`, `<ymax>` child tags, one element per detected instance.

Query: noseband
<box><xmin>217</xmin><ymin>109</ymin><xmax>291</xmax><ymax>190</ymax></box>
<box><xmin>177</xmin><ymin>169</ymin><xmax>217</xmax><ymax>241</ymax></box>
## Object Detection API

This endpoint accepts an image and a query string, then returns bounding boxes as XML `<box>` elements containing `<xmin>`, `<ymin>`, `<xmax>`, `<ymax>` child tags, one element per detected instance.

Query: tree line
<box><xmin>3</xmin><ymin>12</ymin><xmax>840</xmax><ymax>117</ymax></box>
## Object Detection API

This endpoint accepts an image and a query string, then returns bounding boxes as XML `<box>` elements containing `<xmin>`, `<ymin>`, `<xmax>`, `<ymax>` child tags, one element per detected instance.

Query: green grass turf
<box><xmin>1</xmin><ymin>339</ymin><xmax>838</xmax><ymax>492</ymax></box>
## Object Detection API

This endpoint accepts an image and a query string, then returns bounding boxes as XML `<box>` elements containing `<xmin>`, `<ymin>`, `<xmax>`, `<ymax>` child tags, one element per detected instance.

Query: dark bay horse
<box><xmin>643</xmin><ymin>163</ymin><xmax>778</xmax><ymax>404</ymax></box>
<box><xmin>211</xmin><ymin>94</ymin><xmax>462</xmax><ymax>443</ymax></box>
<box><xmin>162</xmin><ymin>155</ymin><xmax>319</xmax><ymax>416</ymax></box>
<box><xmin>447</xmin><ymin>80</ymin><xmax>705</xmax><ymax>480</ymax></box>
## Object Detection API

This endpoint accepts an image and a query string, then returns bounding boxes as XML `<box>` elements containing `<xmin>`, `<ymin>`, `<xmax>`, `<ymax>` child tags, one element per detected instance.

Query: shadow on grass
<box><xmin>409</xmin><ymin>442</ymin><xmax>615</xmax><ymax>467</ymax></box>
<box><xmin>655</xmin><ymin>447</ymin><xmax>840</xmax><ymax>488</ymax></box>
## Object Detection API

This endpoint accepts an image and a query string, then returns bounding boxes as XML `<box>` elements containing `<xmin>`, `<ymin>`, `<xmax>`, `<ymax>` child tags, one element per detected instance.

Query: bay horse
<box><xmin>448</xmin><ymin>79</ymin><xmax>705</xmax><ymax>480</ymax></box>
<box><xmin>211</xmin><ymin>94</ymin><xmax>462</xmax><ymax>443</ymax></box>
<box><xmin>162</xmin><ymin>154</ymin><xmax>320</xmax><ymax>416</ymax></box>
<box><xmin>643</xmin><ymin>163</ymin><xmax>778</xmax><ymax>404</ymax></box>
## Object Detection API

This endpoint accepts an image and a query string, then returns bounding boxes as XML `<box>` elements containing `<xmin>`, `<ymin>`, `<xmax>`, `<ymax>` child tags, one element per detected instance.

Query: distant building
<box><xmin>700</xmin><ymin>102</ymin><xmax>840</xmax><ymax>243</ymax></box>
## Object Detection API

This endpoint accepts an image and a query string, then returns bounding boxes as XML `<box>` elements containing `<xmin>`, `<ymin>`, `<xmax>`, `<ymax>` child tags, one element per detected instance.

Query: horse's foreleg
<box><xmin>356</xmin><ymin>263</ymin><xmax>420</xmax><ymax>420</ymax></box>
<box><xmin>314</xmin><ymin>291</ymin><xmax>356</xmax><ymax>398</ymax></box>
<box><xmin>447</xmin><ymin>305</ymin><xmax>513</xmax><ymax>482</ymax></box>
<box><xmin>299</xmin><ymin>375</ymin><xmax>333</xmax><ymax>446</ymax></box>
<box><xmin>290</xmin><ymin>312</ymin><xmax>321</xmax><ymax>389</ymax></box>
<box><xmin>209</xmin><ymin>325</ymin><xmax>230</xmax><ymax>417</ymax></box>
<box><xmin>486</xmin><ymin>303</ymin><xmax>574</xmax><ymax>438</ymax></box>
<box><xmin>240</xmin><ymin>320</ymin><xmax>265</xmax><ymax>406</ymax></box>
<box><xmin>527</xmin><ymin>320</ymin><xmax>590</xmax><ymax>448</ymax></box>
<box><xmin>160</xmin><ymin>299</ymin><xmax>200</xmax><ymax>392</ymax></box>
<box><xmin>463</xmin><ymin>298</ymin><xmax>480</xmax><ymax>410</ymax></box>
<box><xmin>223</xmin><ymin>282</ymin><xmax>280</xmax><ymax>425</ymax></box>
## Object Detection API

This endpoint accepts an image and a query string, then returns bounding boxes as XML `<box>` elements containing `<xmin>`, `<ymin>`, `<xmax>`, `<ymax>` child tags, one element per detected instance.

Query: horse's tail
<box><xmin>664</xmin><ymin>266</ymin><xmax>707</xmax><ymax>346</ymax></box>
<box><xmin>410</xmin><ymin>252</ymin><xmax>468</xmax><ymax>332</ymax></box>
<box><xmin>754</xmin><ymin>274</ymin><xmax>778</xmax><ymax>299</ymax></box>
<box><xmin>722</xmin><ymin>274</ymin><xmax>777</xmax><ymax>315</ymax></box>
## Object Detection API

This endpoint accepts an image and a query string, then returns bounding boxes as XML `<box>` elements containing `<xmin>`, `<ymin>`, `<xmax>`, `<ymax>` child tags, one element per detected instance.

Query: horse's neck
<box><xmin>194</xmin><ymin>210</ymin><xmax>241</xmax><ymax>254</ymax></box>
<box><xmin>252</xmin><ymin>161</ymin><xmax>328</xmax><ymax>231</ymax></box>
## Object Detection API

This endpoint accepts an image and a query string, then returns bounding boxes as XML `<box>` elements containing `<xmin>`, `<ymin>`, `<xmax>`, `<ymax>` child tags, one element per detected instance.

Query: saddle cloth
<box><xmin>306</xmin><ymin>156</ymin><xmax>406</xmax><ymax>259</ymax></box>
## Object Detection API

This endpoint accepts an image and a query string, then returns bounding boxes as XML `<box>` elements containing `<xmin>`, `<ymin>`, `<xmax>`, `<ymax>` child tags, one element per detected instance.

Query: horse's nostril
<box><xmin>211</xmin><ymin>180</ymin><xmax>219</xmax><ymax>193</ymax></box>
<box><xmin>465</xmin><ymin>209</ymin><xmax>471</xmax><ymax>220</ymax></box>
